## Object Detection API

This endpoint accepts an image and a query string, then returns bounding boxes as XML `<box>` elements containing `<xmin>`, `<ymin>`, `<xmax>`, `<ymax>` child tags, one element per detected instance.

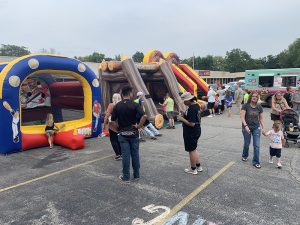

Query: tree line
<box><xmin>1</xmin><ymin>38</ymin><xmax>299</xmax><ymax>72</ymax></box>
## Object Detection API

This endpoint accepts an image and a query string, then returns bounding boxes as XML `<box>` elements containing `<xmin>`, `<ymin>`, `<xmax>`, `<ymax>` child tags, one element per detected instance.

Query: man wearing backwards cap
<box><xmin>177</xmin><ymin>92</ymin><xmax>203</xmax><ymax>175</ymax></box>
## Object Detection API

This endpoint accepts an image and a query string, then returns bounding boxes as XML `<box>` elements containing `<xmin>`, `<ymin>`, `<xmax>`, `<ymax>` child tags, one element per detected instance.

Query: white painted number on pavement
<box><xmin>132</xmin><ymin>204</ymin><xmax>217</xmax><ymax>225</ymax></box>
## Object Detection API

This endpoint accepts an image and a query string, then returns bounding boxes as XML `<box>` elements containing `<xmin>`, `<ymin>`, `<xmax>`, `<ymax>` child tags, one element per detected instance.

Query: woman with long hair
<box><xmin>178</xmin><ymin>92</ymin><xmax>203</xmax><ymax>175</ymax></box>
<box><xmin>270</xmin><ymin>92</ymin><xmax>289</xmax><ymax>121</ymax></box>
<box><xmin>103</xmin><ymin>93</ymin><xmax>122</xmax><ymax>160</ymax></box>
<box><xmin>240</xmin><ymin>92</ymin><xmax>265</xmax><ymax>169</ymax></box>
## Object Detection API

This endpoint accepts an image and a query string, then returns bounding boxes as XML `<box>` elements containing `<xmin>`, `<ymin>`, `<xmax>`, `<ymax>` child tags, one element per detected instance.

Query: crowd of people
<box><xmin>206</xmin><ymin>83</ymin><xmax>249</xmax><ymax>118</ymax></box>
<box><xmin>64</xmin><ymin>84</ymin><xmax>299</xmax><ymax>183</ymax></box>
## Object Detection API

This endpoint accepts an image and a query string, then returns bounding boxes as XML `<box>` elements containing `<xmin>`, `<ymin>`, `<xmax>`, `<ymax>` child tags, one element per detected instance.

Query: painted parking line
<box><xmin>157</xmin><ymin>161</ymin><xmax>235</xmax><ymax>225</ymax></box>
<box><xmin>0</xmin><ymin>154</ymin><xmax>114</xmax><ymax>193</ymax></box>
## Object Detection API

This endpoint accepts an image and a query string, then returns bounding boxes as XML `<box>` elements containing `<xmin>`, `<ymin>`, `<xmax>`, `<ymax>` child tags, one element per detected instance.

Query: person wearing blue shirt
<box><xmin>224</xmin><ymin>91</ymin><xmax>233</xmax><ymax>118</ymax></box>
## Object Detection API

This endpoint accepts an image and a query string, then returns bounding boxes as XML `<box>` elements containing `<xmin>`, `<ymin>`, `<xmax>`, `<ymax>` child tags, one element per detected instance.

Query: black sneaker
<box><xmin>119</xmin><ymin>175</ymin><xmax>130</xmax><ymax>184</ymax></box>
<box><xmin>172</xmin><ymin>126</ymin><xmax>175</xmax><ymax>129</ymax></box>
<box><xmin>166</xmin><ymin>126</ymin><xmax>172</xmax><ymax>129</ymax></box>
<box><xmin>155</xmin><ymin>134</ymin><xmax>162</xmax><ymax>137</ymax></box>
<box><xmin>151</xmin><ymin>137</ymin><xmax>157</xmax><ymax>140</ymax></box>
<box><xmin>114</xmin><ymin>155</ymin><xmax>122</xmax><ymax>161</ymax></box>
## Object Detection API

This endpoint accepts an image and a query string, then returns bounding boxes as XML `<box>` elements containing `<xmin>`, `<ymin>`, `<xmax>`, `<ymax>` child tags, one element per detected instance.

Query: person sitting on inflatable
<box><xmin>45</xmin><ymin>113</ymin><xmax>59</xmax><ymax>149</ymax></box>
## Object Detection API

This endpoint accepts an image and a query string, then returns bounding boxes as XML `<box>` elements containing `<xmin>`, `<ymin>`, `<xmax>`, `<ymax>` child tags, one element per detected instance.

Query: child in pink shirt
<box><xmin>263</xmin><ymin>121</ymin><xmax>285</xmax><ymax>168</ymax></box>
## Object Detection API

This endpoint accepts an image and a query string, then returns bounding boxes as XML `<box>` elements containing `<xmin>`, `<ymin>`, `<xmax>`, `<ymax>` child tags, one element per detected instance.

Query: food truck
<box><xmin>245</xmin><ymin>68</ymin><xmax>300</xmax><ymax>106</ymax></box>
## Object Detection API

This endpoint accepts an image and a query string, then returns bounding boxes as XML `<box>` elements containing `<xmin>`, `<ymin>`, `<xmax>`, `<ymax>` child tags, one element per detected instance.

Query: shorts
<box><xmin>183</xmin><ymin>128</ymin><xmax>201</xmax><ymax>152</ymax></box>
<box><xmin>270</xmin><ymin>147</ymin><xmax>281</xmax><ymax>158</ymax></box>
<box><xmin>271</xmin><ymin>113</ymin><xmax>280</xmax><ymax>121</ymax></box>
<box><xmin>207</xmin><ymin>102</ymin><xmax>215</xmax><ymax>109</ymax></box>
<box><xmin>226</xmin><ymin>104</ymin><xmax>232</xmax><ymax>108</ymax></box>
<box><xmin>45</xmin><ymin>130</ymin><xmax>55</xmax><ymax>135</ymax></box>
<box><xmin>166</xmin><ymin>111</ymin><xmax>174</xmax><ymax>119</ymax></box>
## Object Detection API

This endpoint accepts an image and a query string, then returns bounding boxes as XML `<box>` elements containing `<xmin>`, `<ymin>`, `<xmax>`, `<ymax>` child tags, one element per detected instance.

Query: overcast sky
<box><xmin>0</xmin><ymin>0</ymin><xmax>299</xmax><ymax>59</ymax></box>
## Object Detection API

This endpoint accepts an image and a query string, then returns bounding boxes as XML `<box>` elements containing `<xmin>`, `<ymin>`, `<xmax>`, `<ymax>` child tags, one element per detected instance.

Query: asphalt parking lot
<box><xmin>0</xmin><ymin>108</ymin><xmax>299</xmax><ymax>225</ymax></box>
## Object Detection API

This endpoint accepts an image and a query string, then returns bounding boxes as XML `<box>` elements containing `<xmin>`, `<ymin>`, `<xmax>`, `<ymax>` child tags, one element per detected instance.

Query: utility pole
<box><xmin>192</xmin><ymin>52</ymin><xmax>195</xmax><ymax>69</ymax></box>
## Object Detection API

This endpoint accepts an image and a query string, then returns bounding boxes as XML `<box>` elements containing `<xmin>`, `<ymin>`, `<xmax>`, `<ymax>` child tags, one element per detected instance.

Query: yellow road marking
<box><xmin>157</xmin><ymin>161</ymin><xmax>235</xmax><ymax>225</ymax></box>
<box><xmin>0</xmin><ymin>154</ymin><xmax>114</xmax><ymax>193</ymax></box>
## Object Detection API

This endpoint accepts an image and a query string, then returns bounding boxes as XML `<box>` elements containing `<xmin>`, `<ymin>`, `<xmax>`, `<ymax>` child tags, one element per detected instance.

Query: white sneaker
<box><xmin>197</xmin><ymin>166</ymin><xmax>203</xmax><ymax>172</ymax></box>
<box><xmin>269</xmin><ymin>157</ymin><xmax>273</xmax><ymax>164</ymax></box>
<box><xmin>213</xmin><ymin>114</ymin><xmax>216</xmax><ymax>117</ymax></box>
<box><xmin>277</xmin><ymin>162</ymin><xmax>282</xmax><ymax>169</ymax></box>
<box><xmin>184</xmin><ymin>168</ymin><xmax>198</xmax><ymax>175</ymax></box>
<box><xmin>207</xmin><ymin>115</ymin><xmax>213</xmax><ymax>118</ymax></box>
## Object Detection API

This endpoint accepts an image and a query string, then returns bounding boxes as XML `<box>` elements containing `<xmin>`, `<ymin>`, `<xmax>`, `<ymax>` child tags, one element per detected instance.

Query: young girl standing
<box><xmin>45</xmin><ymin>113</ymin><xmax>59</xmax><ymax>149</ymax></box>
<box><xmin>224</xmin><ymin>91</ymin><xmax>233</xmax><ymax>118</ymax></box>
<box><xmin>263</xmin><ymin>121</ymin><xmax>285</xmax><ymax>168</ymax></box>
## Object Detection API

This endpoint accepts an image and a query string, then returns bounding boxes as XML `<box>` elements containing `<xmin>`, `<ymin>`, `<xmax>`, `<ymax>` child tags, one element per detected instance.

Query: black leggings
<box><xmin>109</xmin><ymin>129</ymin><xmax>121</xmax><ymax>156</ymax></box>
<box><xmin>221</xmin><ymin>100</ymin><xmax>225</xmax><ymax>111</ymax></box>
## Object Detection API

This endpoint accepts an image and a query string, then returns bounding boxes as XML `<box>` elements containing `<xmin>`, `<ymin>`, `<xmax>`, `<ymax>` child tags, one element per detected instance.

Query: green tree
<box><xmin>132</xmin><ymin>51</ymin><xmax>144</xmax><ymax>63</ymax></box>
<box><xmin>278</xmin><ymin>38</ymin><xmax>300</xmax><ymax>68</ymax></box>
<box><xmin>277</xmin><ymin>50</ymin><xmax>290</xmax><ymax>68</ymax></box>
<box><xmin>181</xmin><ymin>57</ymin><xmax>193</xmax><ymax>67</ymax></box>
<box><xmin>224</xmin><ymin>48</ymin><xmax>254</xmax><ymax>72</ymax></box>
<box><xmin>76</xmin><ymin>52</ymin><xmax>105</xmax><ymax>63</ymax></box>
<box><xmin>259</xmin><ymin>55</ymin><xmax>280</xmax><ymax>69</ymax></box>
<box><xmin>0</xmin><ymin>44</ymin><xmax>31</xmax><ymax>57</ymax></box>
<box><xmin>212</xmin><ymin>56</ymin><xmax>225</xmax><ymax>71</ymax></box>
<box><xmin>200</xmin><ymin>55</ymin><xmax>214</xmax><ymax>70</ymax></box>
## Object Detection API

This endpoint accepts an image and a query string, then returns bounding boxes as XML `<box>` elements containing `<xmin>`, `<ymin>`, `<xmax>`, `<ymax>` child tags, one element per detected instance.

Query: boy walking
<box><xmin>161</xmin><ymin>93</ymin><xmax>175</xmax><ymax>129</ymax></box>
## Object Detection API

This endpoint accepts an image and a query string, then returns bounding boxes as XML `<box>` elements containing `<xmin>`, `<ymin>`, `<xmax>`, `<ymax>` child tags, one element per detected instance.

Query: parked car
<box><xmin>208</xmin><ymin>84</ymin><xmax>218</xmax><ymax>91</ymax></box>
<box><xmin>226</xmin><ymin>82</ymin><xmax>245</xmax><ymax>99</ymax></box>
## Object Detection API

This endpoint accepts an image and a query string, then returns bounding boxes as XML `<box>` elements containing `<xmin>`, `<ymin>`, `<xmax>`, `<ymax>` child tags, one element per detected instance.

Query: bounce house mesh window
<box><xmin>21</xmin><ymin>74</ymin><xmax>84</xmax><ymax>125</ymax></box>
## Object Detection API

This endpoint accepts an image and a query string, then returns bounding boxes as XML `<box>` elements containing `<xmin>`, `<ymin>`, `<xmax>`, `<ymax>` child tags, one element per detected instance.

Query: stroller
<box><xmin>281</xmin><ymin>108</ymin><xmax>300</xmax><ymax>147</ymax></box>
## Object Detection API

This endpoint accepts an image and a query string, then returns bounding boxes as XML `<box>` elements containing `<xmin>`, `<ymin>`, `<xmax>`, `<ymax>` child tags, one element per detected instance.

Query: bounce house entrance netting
<box><xmin>21</xmin><ymin>74</ymin><xmax>84</xmax><ymax>126</ymax></box>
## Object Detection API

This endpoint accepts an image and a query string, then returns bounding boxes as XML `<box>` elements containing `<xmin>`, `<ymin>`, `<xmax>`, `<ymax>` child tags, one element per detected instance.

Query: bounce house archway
<box><xmin>0</xmin><ymin>54</ymin><xmax>101</xmax><ymax>154</ymax></box>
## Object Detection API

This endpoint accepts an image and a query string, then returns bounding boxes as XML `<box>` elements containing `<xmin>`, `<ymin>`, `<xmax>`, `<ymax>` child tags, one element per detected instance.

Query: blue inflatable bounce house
<box><xmin>0</xmin><ymin>54</ymin><xmax>102</xmax><ymax>154</ymax></box>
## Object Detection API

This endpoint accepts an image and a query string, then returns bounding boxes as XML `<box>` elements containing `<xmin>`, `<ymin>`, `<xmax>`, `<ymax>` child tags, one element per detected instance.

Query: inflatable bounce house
<box><xmin>0</xmin><ymin>54</ymin><xmax>101</xmax><ymax>154</ymax></box>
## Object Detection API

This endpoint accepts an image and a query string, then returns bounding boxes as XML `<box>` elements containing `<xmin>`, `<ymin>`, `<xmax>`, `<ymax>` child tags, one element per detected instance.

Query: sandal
<box><xmin>253</xmin><ymin>164</ymin><xmax>261</xmax><ymax>169</ymax></box>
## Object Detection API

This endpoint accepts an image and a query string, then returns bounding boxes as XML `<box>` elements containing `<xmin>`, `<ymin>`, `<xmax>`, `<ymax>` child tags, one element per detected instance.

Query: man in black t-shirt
<box><xmin>111</xmin><ymin>86</ymin><xmax>147</xmax><ymax>182</ymax></box>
